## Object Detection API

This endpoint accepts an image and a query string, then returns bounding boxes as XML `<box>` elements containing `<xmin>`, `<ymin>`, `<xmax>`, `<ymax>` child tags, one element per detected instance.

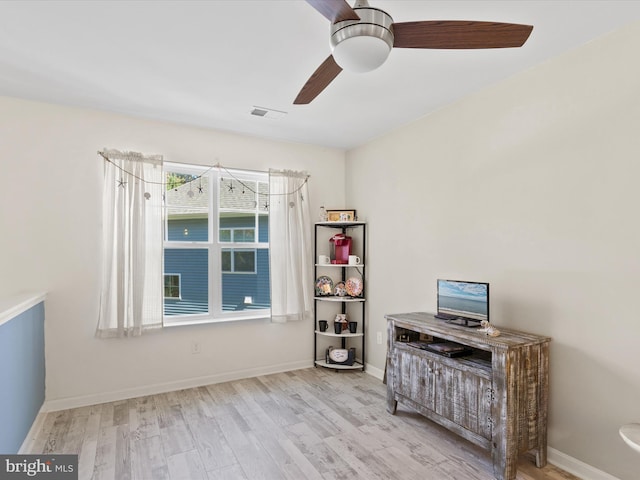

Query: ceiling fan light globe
<box><xmin>332</xmin><ymin>35</ymin><xmax>391</xmax><ymax>73</ymax></box>
<box><xmin>330</xmin><ymin>6</ymin><xmax>394</xmax><ymax>73</ymax></box>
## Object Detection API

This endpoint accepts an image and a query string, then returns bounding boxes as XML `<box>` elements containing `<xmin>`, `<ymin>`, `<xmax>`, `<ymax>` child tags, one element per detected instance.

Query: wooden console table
<box><xmin>385</xmin><ymin>312</ymin><xmax>550</xmax><ymax>480</ymax></box>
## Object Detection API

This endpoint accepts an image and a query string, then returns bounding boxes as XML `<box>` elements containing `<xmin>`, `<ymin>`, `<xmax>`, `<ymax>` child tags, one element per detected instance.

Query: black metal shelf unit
<box><xmin>313</xmin><ymin>221</ymin><xmax>366</xmax><ymax>371</ymax></box>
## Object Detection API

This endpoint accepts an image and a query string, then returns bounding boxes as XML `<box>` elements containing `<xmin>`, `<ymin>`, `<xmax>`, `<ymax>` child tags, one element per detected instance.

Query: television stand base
<box><xmin>446</xmin><ymin>318</ymin><xmax>481</xmax><ymax>328</ymax></box>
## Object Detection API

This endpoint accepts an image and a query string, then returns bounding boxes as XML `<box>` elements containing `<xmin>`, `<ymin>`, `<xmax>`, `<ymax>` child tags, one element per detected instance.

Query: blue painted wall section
<box><xmin>0</xmin><ymin>302</ymin><xmax>45</xmax><ymax>453</ymax></box>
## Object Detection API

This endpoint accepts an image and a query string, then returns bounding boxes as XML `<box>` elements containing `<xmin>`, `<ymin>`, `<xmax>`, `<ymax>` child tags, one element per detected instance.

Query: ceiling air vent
<box><xmin>251</xmin><ymin>108</ymin><xmax>268</xmax><ymax>117</ymax></box>
<box><xmin>250</xmin><ymin>106</ymin><xmax>287</xmax><ymax>120</ymax></box>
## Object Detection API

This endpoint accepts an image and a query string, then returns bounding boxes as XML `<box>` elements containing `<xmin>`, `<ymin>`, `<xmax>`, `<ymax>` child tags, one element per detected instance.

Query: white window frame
<box><xmin>163</xmin><ymin>163</ymin><xmax>270</xmax><ymax>325</ymax></box>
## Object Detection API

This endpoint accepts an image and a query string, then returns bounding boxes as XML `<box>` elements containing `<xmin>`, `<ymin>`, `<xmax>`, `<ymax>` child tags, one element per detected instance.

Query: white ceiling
<box><xmin>1</xmin><ymin>1</ymin><xmax>639</xmax><ymax>150</ymax></box>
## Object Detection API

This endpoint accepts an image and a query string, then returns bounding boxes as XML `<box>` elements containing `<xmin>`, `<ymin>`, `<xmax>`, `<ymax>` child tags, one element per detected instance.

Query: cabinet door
<box><xmin>434</xmin><ymin>363</ymin><xmax>492</xmax><ymax>440</ymax></box>
<box><xmin>392</xmin><ymin>349</ymin><xmax>436</xmax><ymax>411</ymax></box>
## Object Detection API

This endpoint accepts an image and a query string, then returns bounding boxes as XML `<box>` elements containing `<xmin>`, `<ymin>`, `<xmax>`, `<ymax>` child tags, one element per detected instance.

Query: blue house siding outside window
<box><xmin>167</xmin><ymin>217</ymin><xmax>208</xmax><ymax>241</ymax></box>
<box><xmin>164</xmin><ymin>247</ymin><xmax>208</xmax><ymax>315</ymax></box>
<box><xmin>164</xmin><ymin>215</ymin><xmax>270</xmax><ymax>314</ymax></box>
<box><xmin>220</xmin><ymin>214</ymin><xmax>270</xmax><ymax>310</ymax></box>
<box><xmin>163</xmin><ymin>165</ymin><xmax>270</xmax><ymax>320</ymax></box>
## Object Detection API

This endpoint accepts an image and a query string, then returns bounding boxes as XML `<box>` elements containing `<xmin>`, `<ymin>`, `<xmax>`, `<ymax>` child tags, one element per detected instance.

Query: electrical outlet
<box><xmin>377</xmin><ymin>332</ymin><xmax>383</xmax><ymax>345</ymax></box>
<box><xmin>191</xmin><ymin>341</ymin><xmax>201</xmax><ymax>354</ymax></box>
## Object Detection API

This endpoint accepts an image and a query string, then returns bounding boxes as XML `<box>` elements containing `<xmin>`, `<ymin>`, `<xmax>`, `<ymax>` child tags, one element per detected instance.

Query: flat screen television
<box><xmin>436</xmin><ymin>279</ymin><xmax>489</xmax><ymax>327</ymax></box>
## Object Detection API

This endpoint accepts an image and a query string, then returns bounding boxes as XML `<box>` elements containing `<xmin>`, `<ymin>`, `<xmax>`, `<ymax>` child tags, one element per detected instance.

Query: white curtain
<box><xmin>96</xmin><ymin>149</ymin><xmax>164</xmax><ymax>338</ymax></box>
<box><xmin>269</xmin><ymin>169</ymin><xmax>313</xmax><ymax>323</ymax></box>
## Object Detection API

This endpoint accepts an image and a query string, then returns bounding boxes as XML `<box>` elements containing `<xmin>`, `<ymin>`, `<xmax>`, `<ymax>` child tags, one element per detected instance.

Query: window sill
<box><xmin>164</xmin><ymin>311</ymin><xmax>271</xmax><ymax>328</ymax></box>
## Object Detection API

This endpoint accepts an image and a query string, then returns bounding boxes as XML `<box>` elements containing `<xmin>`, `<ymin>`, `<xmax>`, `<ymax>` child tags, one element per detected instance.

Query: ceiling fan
<box><xmin>294</xmin><ymin>0</ymin><xmax>533</xmax><ymax>104</ymax></box>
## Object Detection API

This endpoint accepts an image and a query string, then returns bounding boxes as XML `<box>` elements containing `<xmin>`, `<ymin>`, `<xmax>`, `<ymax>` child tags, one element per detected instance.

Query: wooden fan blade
<box><xmin>305</xmin><ymin>0</ymin><xmax>360</xmax><ymax>24</ymax></box>
<box><xmin>294</xmin><ymin>55</ymin><xmax>343</xmax><ymax>105</ymax></box>
<box><xmin>393</xmin><ymin>21</ymin><xmax>533</xmax><ymax>49</ymax></box>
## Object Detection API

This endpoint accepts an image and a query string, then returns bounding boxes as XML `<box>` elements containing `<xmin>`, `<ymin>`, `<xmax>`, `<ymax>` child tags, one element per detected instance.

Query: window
<box><xmin>221</xmin><ymin>248</ymin><xmax>257</xmax><ymax>273</ymax></box>
<box><xmin>163</xmin><ymin>164</ymin><xmax>269</xmax><ymax>322</ymax></box>
<box><xmin>164</xmin><ymin>274</ymin><xmax>181</xmax><ymax>299</ymax></box>
<box><xmin>219</xmin><ymin>227</ymin><xmax>255</xmax><ymax>243</ymax></box>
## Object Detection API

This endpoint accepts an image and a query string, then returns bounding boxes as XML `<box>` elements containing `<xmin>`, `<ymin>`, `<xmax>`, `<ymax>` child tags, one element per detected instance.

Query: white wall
<box><xmin>0</xmin><ymin>96</ymin><xmax>345</xmax><ymax>408</ymax></box>
<box><xmin>346</xmin><ymin>21</ymin><xmax>640</xmax><ymax>480</ymax></box>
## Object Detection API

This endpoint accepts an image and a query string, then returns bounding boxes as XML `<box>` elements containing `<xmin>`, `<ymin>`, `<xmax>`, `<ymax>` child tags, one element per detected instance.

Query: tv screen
<box><xmin>436</xmin><ymin>279</ymin><xmax>489</xmax><ymax>325</ymax></box>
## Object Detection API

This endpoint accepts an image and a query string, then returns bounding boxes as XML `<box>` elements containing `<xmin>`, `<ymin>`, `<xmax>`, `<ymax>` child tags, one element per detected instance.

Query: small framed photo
<box><xmin>326</xmin><ymin>209</ymin><xmax>357</xmax><ymax>222</ymax></box>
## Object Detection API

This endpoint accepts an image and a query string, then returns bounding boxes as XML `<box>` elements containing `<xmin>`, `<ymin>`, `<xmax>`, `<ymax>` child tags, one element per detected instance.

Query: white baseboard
<box><xmin>42</xmin><ymin>359</ymin><xmax>313</xmax><ymax>412</ymax></box>
<box><xmin>19</xmin><ymin>406</ymin><xmax>46</xmax><ymax>454</ymax></box>
<box><xmin>365</xmin><ymin>363</ymin><xmax>385</xmax><ymax>381</ymax></box>
<box><xmin>548</xmin><ymin>447</ymin><xmax>620</xmax><ymax>480</ymax></box>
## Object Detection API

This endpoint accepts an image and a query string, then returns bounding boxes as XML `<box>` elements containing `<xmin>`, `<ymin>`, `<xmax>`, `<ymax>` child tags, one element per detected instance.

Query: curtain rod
<box><xmin>98</xmin><ymin>151</ymin><xmax>310</xmax><ymax>194</ymax></box>
<box><xmin>99</xmin><ymin>151</ymin><xmax>310</xmax><ymax>179</ymax></box>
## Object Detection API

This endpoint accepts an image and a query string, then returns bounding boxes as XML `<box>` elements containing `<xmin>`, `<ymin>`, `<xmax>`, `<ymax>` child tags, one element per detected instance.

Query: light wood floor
<box><xmin>26</xmin><ymin>368</ymin><xmax>577</xmax><ymax>480</ymax></box>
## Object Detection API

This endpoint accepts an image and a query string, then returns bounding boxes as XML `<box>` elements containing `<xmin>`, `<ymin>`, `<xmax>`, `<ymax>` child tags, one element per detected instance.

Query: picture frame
<box><xmin>326</xmin><ymin>209</ymin><xmax>357</xmax><ymax>222</ymax></box>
